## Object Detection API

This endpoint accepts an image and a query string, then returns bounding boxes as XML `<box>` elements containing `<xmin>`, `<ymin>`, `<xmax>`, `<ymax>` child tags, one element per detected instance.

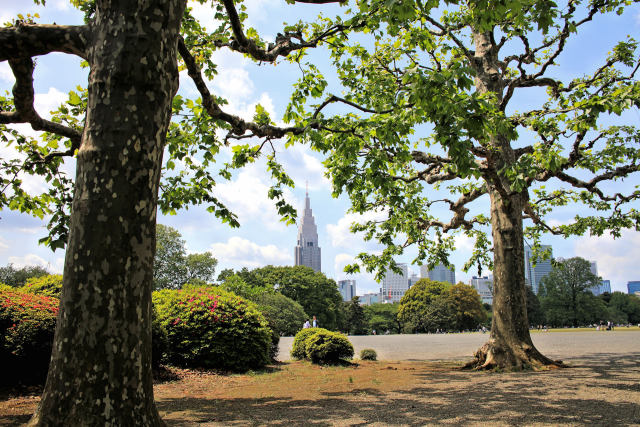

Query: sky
<box><xmin>1</xmin><ymin>0</ymin><xmax>639</xmax><ymax>295</ymax></box>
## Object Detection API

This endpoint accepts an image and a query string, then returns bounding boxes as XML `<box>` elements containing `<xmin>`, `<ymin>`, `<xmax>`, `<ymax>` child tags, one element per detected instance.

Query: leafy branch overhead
<box><xmin>0</xmin><ymin>0</ymin><xmax>348</xmax><ymax>247</ymax></box>
<box><xmin>286</xmin><ymin>0</ymin><xmax>640</xmax><ymax>276</ymax></box>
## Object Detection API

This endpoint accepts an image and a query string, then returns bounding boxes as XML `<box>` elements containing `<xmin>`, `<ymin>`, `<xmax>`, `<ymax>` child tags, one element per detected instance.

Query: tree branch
<box><xmin>219</xmin><ymin>0</ymin><xmax>351</xmax><ymax>62</ymax></box>
<box><xmin>0</xmin><ymin>22</ymin><xmax>88</xmax><ymax>61</ymax></box>
<box><xmin>0</xmin><ymin>57</ymin><xmax>82</xmax><ymax>151</ymax></box>
<box><xmin>177</xmin><ymin>37</ymin><xmax>308</xmax><ymax>139</ymax></box>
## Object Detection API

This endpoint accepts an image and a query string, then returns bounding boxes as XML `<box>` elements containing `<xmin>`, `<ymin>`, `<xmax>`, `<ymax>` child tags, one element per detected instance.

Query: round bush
<box><xmin>0</xmin><ymin>289</ymin><xmax>59</xmax><ymax>384</ymax></box>
<box><xmin>253</xmin><ymin>292</ymin><xmax>308</xmax><ymax>337</ymax></box>
<box><xmin>20</xmin><ymin>274</ymin><xmax>63</xmax><ymax>298</ymax></box>
<box><xmin>360</xmin><ymin>348</ymin><xmax>377</xmax><ymax>361</ymax></box>
<box><xmin>305</xmin><ymin>330</ymin><xmax>354</xmax><ymax>364</ymax></box>
<box><xmin>153</xmin><ymin>286</ymin><xmax>272</xmax><ymax>371</ymax></box>
<box><xmin>291</xmin><ymin>327</ymin><xmax>323</xmax><ymax>360</ymax></box>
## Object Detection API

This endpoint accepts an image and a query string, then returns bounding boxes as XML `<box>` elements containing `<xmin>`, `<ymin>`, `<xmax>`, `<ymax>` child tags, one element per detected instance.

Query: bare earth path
<box><xmin>1</xmin><ymin>331</ymin><xmax>639</xmax><ymax>426</ymax></box>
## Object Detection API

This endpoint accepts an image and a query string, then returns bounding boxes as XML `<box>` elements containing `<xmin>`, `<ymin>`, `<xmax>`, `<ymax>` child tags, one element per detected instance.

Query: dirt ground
<box><xmin>2</xmin><ymin>332</ymin><xmax>639</xmax><ymax>426</ymax></box>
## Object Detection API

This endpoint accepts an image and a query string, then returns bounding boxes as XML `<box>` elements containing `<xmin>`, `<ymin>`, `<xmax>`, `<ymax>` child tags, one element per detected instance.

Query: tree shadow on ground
<box><xmin>157</xmin><ymin>353</ymin><xmax>640</xmax><ymax>426</ymax></box>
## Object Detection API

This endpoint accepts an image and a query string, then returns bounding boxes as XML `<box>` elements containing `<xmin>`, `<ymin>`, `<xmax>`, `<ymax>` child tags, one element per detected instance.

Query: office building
<box><xmin>381</xmin><ymin>263</ymin><xmax>409</xmax><ymax>303</ymax></box>
<box><xmin>524</xmin><ymin>243</ymin><xmax>553</xmax><ymax>294</ymax></box>
<box><xmin>294</xmin><ymin>189</ymin><xmax>321</xmax><ymax>272</ymax></box>
<box><xmin>338</xmin><ymin>279</ymin><xmax>356</xmax><ymax>302</ymax></box>
<box><xmin>421</xmin><ymin>263</ymin><xmax>456</xmax><ymax>284</ymax></box>
<box><xmin>590</xmin><ymin>279</ymin><xmax>611</xmax><ymax>296</ymax></box>
<box><xmin>471</xmin><ymin>276</ymin><xmax>493</xmax><ymax>305</ymax></box>
<box><xmin>360</xmin><ymin>292</ymin><xmax>381</xmax><ymax>306</ymax></box>
<box><xmin>628</xmin><ymin>281</ymin><xmax>640</xmax><ymax>296</ymax></box>
<box><xmin>408</xmin><ymin>272</ymin><xmax>420</xmax><ymax>288</ymax></box>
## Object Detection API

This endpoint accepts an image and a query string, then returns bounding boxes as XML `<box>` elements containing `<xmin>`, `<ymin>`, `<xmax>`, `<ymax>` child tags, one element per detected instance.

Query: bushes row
<box><xmin>0</xmin><ymin>289</ymin><xmax>59</xmax><ymax>384</ymax></box>
<box><xmin>291</xmin><ymin>327</ymin><xmax>354</xmax><ymax>364</ymax></box>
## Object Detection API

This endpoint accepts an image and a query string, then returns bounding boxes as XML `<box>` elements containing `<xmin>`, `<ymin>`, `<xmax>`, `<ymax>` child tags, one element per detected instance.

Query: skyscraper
<box><xmin>420</xmin><ymin>263</ymin><xmax>456</xmax><ymax>284</ymax></box>
<box><xmin>524</xmin><ymin>243</ymin><xmax>553</xmax><ymax>294</ymax></box>
<box><xmin>294</xmin><ymin>189</ymin><xmax>321</xmax><ymax>272</ymax></box>
<box><xmin>338</xmin><ymin>279</ymin><xmax>356</xmax><ymax>301</ymax></box>
<box><xmin>470</xmin><ymin>276</ymin><xmax>493</xmax><ymax>305</ymax></box>
<box><xmin>381</xmin><ymin>263</ymin><xmax>409</xmax><ymax>303</ymax></box>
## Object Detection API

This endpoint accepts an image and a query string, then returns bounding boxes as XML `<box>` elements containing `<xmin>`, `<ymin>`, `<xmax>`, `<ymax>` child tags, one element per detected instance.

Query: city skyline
<box><xmin>294</xmin><ymin>189</ymin><xmax>322</xmax><ymax>272</ymax></box>
<box><xmin>0</xmin><ymin>1</ymin><xmax>639</xmax><ymax>296</ymax></box>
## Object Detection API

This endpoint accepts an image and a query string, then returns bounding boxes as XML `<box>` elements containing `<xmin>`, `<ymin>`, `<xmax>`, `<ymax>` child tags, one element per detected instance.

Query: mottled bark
<box><xmin>465</xmin><ymin>31</ymin><xmax>562</xmax><ymax>370</ymax></box>
<box><xmin>29</xmin><ymin>1</ymin><xmax>185</xmax><ymax>425</ymax></box>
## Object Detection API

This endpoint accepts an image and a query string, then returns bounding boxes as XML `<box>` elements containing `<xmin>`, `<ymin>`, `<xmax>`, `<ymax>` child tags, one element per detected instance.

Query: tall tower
<box><xmin>295</xmin><ymin>188</ymin><xmax>321</xmax><ymax>272</ymax></box>
<box><xmin>524</xmin><ymin>243</ymin><xmax>553</xmax><ymax>294</ymax></box>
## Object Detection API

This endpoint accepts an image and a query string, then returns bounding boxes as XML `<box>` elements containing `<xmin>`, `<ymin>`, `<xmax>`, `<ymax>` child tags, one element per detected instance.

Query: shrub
<box><xmin>291</xmin><ymin>327</ymin><xmax>323</xmax><ymax>360</ymax></box>
<box><xmin>253</xmin><ymin>292</ymin><xmax>308</xmax><ymax>337</ymax></box>
<box><xmin>360</xmin><ymin>348</ymin><xmax>377</xmax><ymax>361</ymax></box>
<box><xmin>20</xmin><ymin>274</ymin><xmax>63</xmax><ymax>298</ymax></box>
<box><xmin>0</xmin><ymin>289</ymin><xmax>59</xmax><ymax>384</ymax></box>
<box><xmin>153</xmin><ymin>286</ymin><xmax>272</xmax><ymax>371</ymax></box>
<box><xmin>304</xmin><ymin>330</ymin><xmax>354</xmax><ymax>364</ymax></box>
<box><xmin>151</xmin><ymin>306</ymin><xmax>168</xmax><ymax>369</ymax></box>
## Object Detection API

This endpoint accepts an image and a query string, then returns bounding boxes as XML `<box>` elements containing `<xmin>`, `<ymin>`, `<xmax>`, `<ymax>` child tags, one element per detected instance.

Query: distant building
<box><xmin>381</xmin><ymin>263</ymin><xmax>409</xmax><ymax>303</ymax></box>
<box><xmin>360</xmin><ymin>292</ymin><xmax>381</xmax><ymax>306</ymax></box>
<box><xmin>421</xmin><ymin>263</ymin><xmax>456</xmax><ymax>284</ymax></box>
<box><xmin>590</xmin><ymin>279</ymin><xmax>611</xmax><ymax>296</ymax></box>
<box><xmin>408</xmin><ymin>272</ymin><xmax>420</xmax><ymax>288</ymax></box>
<box><xmin>471</xmin><ymin>276</ymin><xmax>493</xmax><ymax>305</ymax></box>
<box><xmin>338</xmin><ymin>279</ymin><xmax>356</xmax><ymax>302</ymax></box>
<box><xmin>294</xmin><ymin>189</ymin><xmax>321</xmax><ymax>272</ymax></box>
<box><xmin>628</xmin><ymin>281</ymin><xmax>640</xmax><ymax>296</ymax></box>
<box><xmin>524</xmin><ymin>243</ymin><xmax>553</xmax><ymax>294</ymax></box>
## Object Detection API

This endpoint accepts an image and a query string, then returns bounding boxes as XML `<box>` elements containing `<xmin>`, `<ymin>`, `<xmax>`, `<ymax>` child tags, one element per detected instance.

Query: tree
<box><xmin>448</xmin><ymin>283</ymin><xmax>487</xmax><ymax>331</ymax></box>
<box><xmin>239</xmin><ymin>265</ymin><xmax>345</xmax><ymax>331</ymax></box>
<box><xmin>363</xmin><ymin>302</ymin><xmax>402</xmax><ymax>334</ymax></box>
<box><xmin>397</xmin><ymin>278</ymin><xmax>454</xmax><ymax>333</ymax></box>
<box><xmin>0</xmin><ymin>264</ymin><xmax>49</xmax><ymax>287</ymax></box>
<box><xmin>344</xmin><ymin>296</ymin><xmax>368</xmax><ymax>334</ymax></box>
<box><xmin>525</xmin><ymin>285</ymin><xmax>544</xmax><ymax>327</ymax></box>
<box><xmin>252</xmin><ymin>292</ymin><xmax>308</xmax><ymax>337</ymax></box>
<box><xmin>608</xmin><ymin>291</ymin><xmax>640</xmax><ymax>324</ymax></box>
<box><xmin>288</xmin><ymin>0</ymin><xmax>640</xmax><ymax>369</ymax></box>
<box><xmin>1</xmin><ymin>1</ymin><xmax>346</xmax><ymax>423</ymax></box>
<box><xmin>154</xmin><ymin>224</ymin><xmax>217</xmax><ymax>289</ymax></box>
<box><xmin>539</xmin><ymin>257</ymin><xmax>601</xmax><ymax>327</ymax></box>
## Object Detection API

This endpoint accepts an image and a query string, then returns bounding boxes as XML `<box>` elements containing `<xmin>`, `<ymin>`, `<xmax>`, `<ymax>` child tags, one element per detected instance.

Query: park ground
<box><xmin>1</xmin><ymin>329</ymin><xmax>639</xmax><ymax>426</ymax></box>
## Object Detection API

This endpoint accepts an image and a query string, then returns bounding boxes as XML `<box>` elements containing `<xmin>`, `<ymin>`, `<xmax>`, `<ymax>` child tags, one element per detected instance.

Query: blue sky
<box><xmin>1</xmin><ymin>0</ymin><xmax>639</xmax><ymax>294</ymax></box>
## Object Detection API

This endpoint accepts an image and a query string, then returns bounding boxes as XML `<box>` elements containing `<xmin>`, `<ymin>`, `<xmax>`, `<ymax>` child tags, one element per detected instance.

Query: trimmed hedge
<box><xmin>20</xmin><ymin>274</ymin><xmax>63</xmax><ymax>298</ymax></box>
<box><xmin>153</xmin><ymin>286</ymin><xmax>272</xmax><ymax>371</ymax></box>
<box><xmin>291</xmin><ymin>327</ymin><xmax>354</xmax><ymax>364</ymax></box>
<box><xmin>305</xmin><ymin>330</ymin><xmax>354</xmax><ymax>364</ymax></box>
<box><xmin>0</xmin><ymin>289</ymin><xmax>59</xmax><ymax>384</ymax></box>
<box><xmin>360</xmin><ymin>348</ymin><xmax>377</xmax><ymax>361</ymax></box>
<box><xmin>291</xmin><ymin>327</ymin><xmax>323</xmax><ymax>360</ymax></box>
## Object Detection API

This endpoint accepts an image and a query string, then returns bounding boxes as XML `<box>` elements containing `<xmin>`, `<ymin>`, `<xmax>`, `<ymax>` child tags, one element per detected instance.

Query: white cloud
<box><xmin>0</xmin><ymin>238</ymin><xmax>8</xmax><ymax>253</ymax></box>
<box><xmin>0</xmin><ymin>62</ymin><xmax>13</xmax><ymax>83</ymax></box>
<box><xmin>8</xmin><ymin>254</ymin><xmax>48</xmax><ymax>269</ymax></box>
<box><xmin>209</xmin><ymin>236</ymin><xmax>291</xmax><ymax>268</ymax></box>
<box><xmin>213</xmin><ymin>68</ymin><xmax>254</xmax><ymax>100</ymax></box>
<box><xmin>333</xmin><ymin>252</ymin><xmax>379</xmax><ymax>295</ymax></box>
<box><xmin>326</xmin><ymin>210</ymin><xmax>387</xmax><ymax>250</ymax></box>
<box><xmin>215</xmin><ymin>164</ymin><xmax>301</xmax><ymax>230</ymax></box>
<box><xmin>277</xmin><ymin>144</ymin><xmax>331</xmax><ymax>191</ymax></box>
<box><xmin>574</xmin><ymin>230</ymin><xmax>640</xmax><ymax>291</ymax></box>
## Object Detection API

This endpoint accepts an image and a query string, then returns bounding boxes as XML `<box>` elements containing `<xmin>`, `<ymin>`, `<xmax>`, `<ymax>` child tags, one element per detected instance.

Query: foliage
<box><xmin>151</xmin><ymin>305</ymin><xmax>168</xmax><ymax>369</ymax></box>
<box><xmin>448</xmin><ymin>283</ymin><xmax>487</xmax><ymax>331</ymax></box>
<box><xmin>398</xmin><ymin>279</ymin><xmax>454</xmax><ymax>333</ymax></box>
<box><xmin>152</xmin><ymin>286</ymin><xmax>272</xmax><ymax>371</ymax></box>
<box><xmin>0</xmin><ymin>264</ymin><xmax>49</xmax><ymax>288</ymax></box>
<box><xmin>0</xmin><ymin>289</ymin><xmax>59</xmax><ymax>384</ymax></box>
<box><xmin>238</xmin><ymin>266</ymin><xmax>345</xmax><ymax>331</ymax></box>
<box><xmin>252</xmin><ymin>292</ymin><xmax>308</xmax><ymax>337</ymax></box>
<box><xmin>218</xmin><ymin>274</ymin><xmax>267</xmax><ymax>300</ymax></box>
<box><xmin>154</xmin><ymin>224</ymin><xmax>217</xmax><ymax>290</ymax></box>
<box><xmin>539</xmin><ymin>257</ymin><xmax>601</xmax><ymax>327</ymax></box>
<box><xmin>359</xmin><ymin>348</ymin><xmax>377</xmax><ymax>361</ymax></box>
<box><xmin>606</xmin><ymin>292</ymin><xmax>640</xmax><ymax>324</ymax></box>
<box><xmin>525</xmin><ymin>285</ymin><xmax>544</xmax><ymax>326</ymax></box>
<box><xmin>343</xmin><ymin>296</ymin><xmax>368</xmax><ymax>335</ymax></box>
<box><xmin>303</xmin><ymin>329</ymin><xmax>354</xmax><ymax>364</ymax></box>
<box><xmin>291</xmin><ymin>327</ymin><xmax>323</xmax><ymax>360</ymax></box>
<box><xmin>363</xmin><ymin>303</ymin><xmax>402</xmax><ymax>334</ymax></box>
<box><xmin>19</xmin><ymin>274</ymin><xmax>63</xmax><ymax>298</ymax></box>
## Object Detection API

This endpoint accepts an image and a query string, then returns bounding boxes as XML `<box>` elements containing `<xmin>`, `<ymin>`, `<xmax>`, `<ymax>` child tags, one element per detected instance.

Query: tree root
<box><xmin>462</xmin><ymin>340</ymin><xmax>565</xmax><ymax>371</ymax></box>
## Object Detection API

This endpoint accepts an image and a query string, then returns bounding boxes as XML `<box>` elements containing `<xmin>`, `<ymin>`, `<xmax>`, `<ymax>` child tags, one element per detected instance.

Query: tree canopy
<box><xmin>0</xmin><ymin>264</ymin><xmax>49</xmax><ymax>288</ymax></box>
<box><xmin>285</xmin><ymin>0</ymin><xmax>640</xmax><ymax>369</ymax></box>
<box><xmin>154</xmin><ymin>224</ymin><xmax>217</xmax><ymax>289</ymax></box>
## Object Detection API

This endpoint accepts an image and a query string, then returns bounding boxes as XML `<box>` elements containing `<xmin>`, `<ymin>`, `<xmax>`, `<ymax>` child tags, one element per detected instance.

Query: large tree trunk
<box><xmin>465</xmin><ymin>30</ymin><xmax>562</xmax><ymax>370</ymax></box>
<box><xmin>30</xmin><ymin>1</ymin><xmax>185</xmax><ymax>424</ymax></box>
